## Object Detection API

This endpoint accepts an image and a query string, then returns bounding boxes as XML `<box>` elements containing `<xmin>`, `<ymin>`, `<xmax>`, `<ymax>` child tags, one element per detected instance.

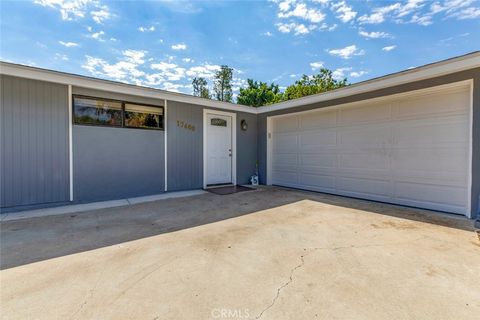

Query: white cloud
<box><xmin>451</xmin><ymin>6</ymin><xmax>480</xmax><ymax>19</ymax></box>
<box><xmin>82</xmin><ymin>52</ymin><xmax>146</xmax><ymax>85</ymax></box>
<box><xmin>55</xmin><ymin>53</ymin><xmax>69</xmax><ymax>61</ymax></box>
<box><xmin>150</xmin><ymin>62</ymin><xmax>186</xmax><ymax>81</ymax></box>
<box><xmin>358</xmin><ymin>3</ymin><xmax>401</xmax><ymax>24</ymax></box>
<box><xmin>59</xmin><ymin>40</ymin><xmax>79</xmax><ymax>47</ymax></box>
<box><xmin>409</xmin><ymin>14</ymin><xmax>433</xmax><ymax>25</ymax></box>
<box><xmin>123</xmin><ymin>49</ymin><xmax>146</xmax><ymax>64</ymax></box>
<box><xmin>185</xmin><ymin>64</ymin><xmax>220</xmax><ymax>79</ymax></box>
<box><xmin>182</xmin><ymin>58</ymin><xmax>193</xmax><ymax>63</ymax></box>
<box><xmin>349</xmin><ymin>70</ymin><xmax>367</xmax><ymax>78</ymax></box>
<box><xmin>34</xmin><ymin>0</ymin><xmax>90</xmax><ymax>20</ymax></box>
<box><xmin>358</xmin><ymin>30</ymin><xmax>391</xmax><ymax>39</ymax></box>
<box><xmin>310</xmin><ymin>61</ymin><xmax>324</xmax><ymax>70</ymax></box>
<box><xmin>331</xmin><ymin>1</ymin><xmax>357</xmax><ymax>23</ymax></box>
<box><xmin>90</xmin><ymin>5</ymin><xmax>110</xmax><ymax>23</ymax></box>
<box><xmin>382</xmin><ymin>45</ymin><xmax>397</xmax><ymax>52</ymax></box>
<box><xmin>34</xmin><ymin>0</ymin><xmax>111</xmax><ymax>23</ymax></box>
<box><xmin>138</xmin><ymin>25</ymin><xmax>155</xmax><ymax>32</ymax></box>
<box><xmin>278</xmin><ymin>3</ymin><xmax>326</xmax><ymax>23</ymax></box>
<box><xmin>278</xmin><ymin>0</ymin><xmax>293</xmax><ymax>12</ymax></box>
<box><xmin>397</xmin><ymin>0</ymin><xmax>425</xmax><ymax>17</ymax></box>
<box><xmin>262</xmin><ymin>31</ymin><xmax>273</xmax><ymax>36</ymax></box>
<box><xmin>171</xmin><ymin>43</ymin><xmax>187</xmax><ymax>50</ymax></box>
<box><xmin>276</xmin><ymin>22</ymin><xmax>314</xmax><ymax>35</ymax></box>
<box><xmin>90</xmin><ymin>30</ymin><xmax>105</xmax><ymax>41</ymax></box>
<box><xmin>332</xmin><ymin>67</ymin><xmax>351</xmax><ymax>80</ymax></box>
<box><xmin>328</xmin><ymin>45</ymin><xmax>365</xmax><ymax>59</ymax></box>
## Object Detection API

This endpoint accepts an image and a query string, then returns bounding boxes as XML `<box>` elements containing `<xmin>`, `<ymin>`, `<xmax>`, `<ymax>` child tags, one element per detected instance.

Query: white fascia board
<box><xmin>0</xmin><ymin>62</ymin><xmax>257</xmax><ymax>114</ymax></box>
<box><xmin>257</xmin><ymin>51</ymin><xmax>480</xmax><ymax>114</ymax></box>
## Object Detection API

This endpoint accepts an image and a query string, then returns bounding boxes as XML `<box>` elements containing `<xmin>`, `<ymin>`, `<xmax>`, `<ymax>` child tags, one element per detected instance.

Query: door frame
<box><xmin>203</xmin><ymin>109</ymin><xmax>237</xmax><ymax>189</ymax></box>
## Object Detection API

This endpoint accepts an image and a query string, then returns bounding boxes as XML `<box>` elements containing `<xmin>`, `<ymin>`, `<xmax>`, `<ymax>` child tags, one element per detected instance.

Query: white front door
<box><xmin>206</xmin><ymin>113</ymin><xmax>232</xmax><ymax>185</ymax></box>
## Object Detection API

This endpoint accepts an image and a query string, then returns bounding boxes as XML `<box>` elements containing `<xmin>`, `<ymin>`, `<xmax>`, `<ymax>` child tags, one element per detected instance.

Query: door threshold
<box><xmin>205</xmin><ymin>183</ymin><xmax>234</xmax><ymax>189</ymax></box>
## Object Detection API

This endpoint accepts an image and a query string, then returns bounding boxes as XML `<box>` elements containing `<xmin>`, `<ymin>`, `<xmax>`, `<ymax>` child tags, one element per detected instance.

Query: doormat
<box><xmin>206</xmin><ymin>185</ymin><xmax>255</xmax><ymax>195</ymax></box>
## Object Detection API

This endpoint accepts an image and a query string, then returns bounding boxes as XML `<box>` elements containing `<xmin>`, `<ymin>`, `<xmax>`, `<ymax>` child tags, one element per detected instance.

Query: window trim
<box><xmin>72</xmin><ymin>94</ymin><xmax>165</xmax><ymax>131</ymax></box>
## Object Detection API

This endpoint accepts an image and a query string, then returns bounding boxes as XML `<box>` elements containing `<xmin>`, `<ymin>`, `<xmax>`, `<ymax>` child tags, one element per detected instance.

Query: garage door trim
<box><xmin>266</xmin><ymin>79</ymin><xmax>473</xmax><ymax>217</ymax></box>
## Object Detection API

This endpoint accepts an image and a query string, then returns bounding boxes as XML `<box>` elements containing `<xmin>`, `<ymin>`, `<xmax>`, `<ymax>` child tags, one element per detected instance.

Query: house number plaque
<box><xmin>177</xmin><ymin>120</ymin><xmax>195</xmax><ymax>132</ymax></box>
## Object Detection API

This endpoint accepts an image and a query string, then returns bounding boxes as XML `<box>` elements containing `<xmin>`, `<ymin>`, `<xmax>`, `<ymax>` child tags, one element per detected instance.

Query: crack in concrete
<box><xmin>255</xmin><ymin>237</ymin><xmax>427</xmax><ymax>319</ymax></box>
<box><xmin>256</xmin><ymin>254</ymin><xmax>306</xmax><ymax>319</ymax></box>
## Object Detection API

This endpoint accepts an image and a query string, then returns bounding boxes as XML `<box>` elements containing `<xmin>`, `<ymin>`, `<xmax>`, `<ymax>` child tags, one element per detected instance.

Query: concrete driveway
<box><xmin>1</xmin><ymin>187</ymin><xmax>479</xmax><ymax>319</ymax></box>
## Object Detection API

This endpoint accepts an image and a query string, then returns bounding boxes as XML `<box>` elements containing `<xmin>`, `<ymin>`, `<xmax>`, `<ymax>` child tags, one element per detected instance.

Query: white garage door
<box><xmin>269</xmin><ymin>83</ymin><xmax>471</xmax><ymax>215</ymax></box>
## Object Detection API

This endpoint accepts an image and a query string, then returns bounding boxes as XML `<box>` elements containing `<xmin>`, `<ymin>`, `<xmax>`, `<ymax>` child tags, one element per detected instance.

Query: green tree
<box><xmin>213</xmin><ymin>65</ymin><xmax>233</xmax><ymax>102</ymax></box>
<box><xmin>282</xmin><ymin>68</ymin><xmax>347</xmax><ymax>101</ymax></box>
<box><xmin>236</xmin><ymin>79</ymin><xmax>283</xmax><ymax>107</ymax></box>
<box><xmin>192</xmin><ymin>77</ymin><xmax>210</xmax><ymax>99</ymax></box>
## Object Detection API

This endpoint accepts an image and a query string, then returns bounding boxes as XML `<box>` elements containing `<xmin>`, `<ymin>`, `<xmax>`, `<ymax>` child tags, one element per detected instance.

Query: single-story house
<box><xmin>1</xmin><ymin>51</ymin><xmax>479</xmax><ymax>219</ymax></box>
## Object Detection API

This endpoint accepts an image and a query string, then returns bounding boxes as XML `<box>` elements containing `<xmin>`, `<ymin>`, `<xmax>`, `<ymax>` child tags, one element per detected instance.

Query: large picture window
<box><xmin>72</xmin><ymin>95</ymin><xmax>164</xmax><ymax>130</ymax></box>
<box><xmin>125</xmin><ymin>104</ymin><xmax>163</xmax><ymax>129</ymax></box>
<box><xmin>73</xmin><ymin>97</ymin><xmax>122</xmax><ymax>126</ymax></box>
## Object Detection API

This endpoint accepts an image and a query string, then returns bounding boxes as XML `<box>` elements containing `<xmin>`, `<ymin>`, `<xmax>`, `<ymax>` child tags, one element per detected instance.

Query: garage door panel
<box><xmin>393</xmin><ymin>117</ymin><xmax>468</xmax><ymax>146</ymax></box>
<box><xmin>338</xmin><ymin>177</ymin><xmax>392</xmax><ymax>198</ymax></box>
<box><xmin>270</xmin><ymin>84</ymin><xmax>470</xmax><ymax>215</ymax></box>
<box><xmin>392</xmin><ymin>147</ymin><xmax>468</xmax><ymax>174</ymax></box>
<box><xmin>394</xmin><ymin>182</ymin><xmax>467</xmax><ymax>207</ymax></box>
<box><xmin>300</xmin><ymin>154</ymin><xmax>337</xmax><ymax>168</ymax></box>
<box><xmin>273</xmin><ymin>116</ymin><xmax>299</xmax><ymax>133</ymax></box>
<box><xmin>299</xmin><ymin>109</ymin><xmax>337</xmax><ymax>129</ymax></box>
<box><xmin>339</xmin><ymin>126</ymin><xmax>391</xmax><ymax>147</ymax></box>
<box><xmin>272</xmin><ymin>134</ymin><xmax>297</xmax><ymax>153</ymax></box>
<box><xmin>298</xmin><ymin>173</ymin><xmax>336</xmax><ymax>190</ymax></box>
<box><xmin>299</xmin><ymin>130</ymin><xmax>337</xmax><ymax>148</ymax></box>
<box><xmin>272</xmin><ymin>171</ymin><xmax>298</xmax><ymax>185</ymax></box>
<box><xmin>393</xmin><ymin>88</ymin><xmax>470</xmax><ymax>120</ymax></box>
<box><xmin>339</xmin><ymin>153</ymin><xmax>389</xmax><ymax>170</ymax></box>
<box><xmin>339</xmin><ymin>102</ymin><xmax>391</xmax><ymax>125</ymax></box>
<box><xmin>274</xmin><ymin>153</ymin><xmax>298</xmax><ymax>166</ymax></box>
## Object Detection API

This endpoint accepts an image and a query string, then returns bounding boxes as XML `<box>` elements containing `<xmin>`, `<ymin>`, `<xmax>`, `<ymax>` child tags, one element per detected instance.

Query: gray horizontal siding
<box><xmin>1</xmin><ymin>75</ymin><xmax>69</xmax><ymax>208</ymax></box>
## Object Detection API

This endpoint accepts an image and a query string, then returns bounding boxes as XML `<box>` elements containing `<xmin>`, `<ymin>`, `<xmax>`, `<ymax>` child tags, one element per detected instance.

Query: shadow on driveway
<box><xmin>0</xmin><ymin>187</ymin><xmax>474</xmax><ymax>270</ymax></box>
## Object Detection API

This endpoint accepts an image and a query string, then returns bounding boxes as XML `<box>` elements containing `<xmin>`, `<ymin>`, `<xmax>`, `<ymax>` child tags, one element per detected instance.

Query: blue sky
<box><xmin>1</xmin><ymin>0</ymin><xmax>479</xmax><ymax>97</ymax></box>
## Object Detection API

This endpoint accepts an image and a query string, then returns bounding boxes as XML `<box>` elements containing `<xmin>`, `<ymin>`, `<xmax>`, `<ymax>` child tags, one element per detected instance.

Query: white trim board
<box><xmin>164</xmin><ymin>99</ymin><xmax>168</xmax><ymax>192</ymax></box>
<box><xmin>203</xmin><ymin>109</ymin><xmax>237</xmax><ymax>189</ymax></box>
<box><xmin>1</xmin><ymin>51</ymin><xmax>479</xmax><ymax>115</ymax></box>
<box><xmin>68</xmin><ymin>84</ymin><xmax>73</xmax><ymax>202</ymax></box>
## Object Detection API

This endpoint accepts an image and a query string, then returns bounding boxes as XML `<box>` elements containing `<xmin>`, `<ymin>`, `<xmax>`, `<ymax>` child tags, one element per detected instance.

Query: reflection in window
<box><xmin>124</xmin><ymin>104</ymin><xmax>163</xmax><ymax>129</ymax></box>
<box><xmin>73</xmin><ymin>97</ymin><xmax>122</xmax><ymax>126</ymax></box>
<box><xmin>211</xmin><ymin>118</ymin><xmax>227</xmax><ymax>127</ymax></box>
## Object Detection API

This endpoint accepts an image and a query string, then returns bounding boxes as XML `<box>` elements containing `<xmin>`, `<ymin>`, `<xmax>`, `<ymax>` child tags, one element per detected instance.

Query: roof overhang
<box><xmin>1</xmin><ymin>51</ymin><xmax>479</xmax><ymax>115</ymax></box>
